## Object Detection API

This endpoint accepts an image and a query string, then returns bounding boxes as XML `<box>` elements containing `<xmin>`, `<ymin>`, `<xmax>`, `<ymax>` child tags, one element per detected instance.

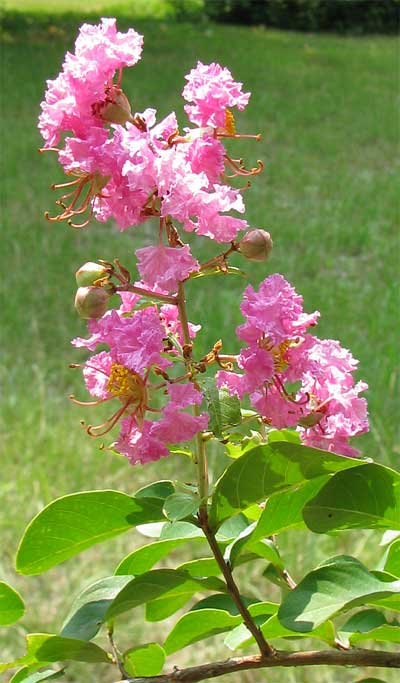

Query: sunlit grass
<box><xmin>1</xmin><ymin>10</ymin><xmax>399</xmax><ymax>682</ymax></box>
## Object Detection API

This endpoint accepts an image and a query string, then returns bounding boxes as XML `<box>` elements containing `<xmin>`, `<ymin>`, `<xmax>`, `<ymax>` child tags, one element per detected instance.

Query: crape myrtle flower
<box><xmin>217</xmin><ymin>274</ymin><xmax>369</xmax><ymax>456</ymax></box>
<box><xmin>39</xmin><ymin>18</ymin><xmax>143</xmax><ymax>147</ymax></box>
<box><xmin>182</xmin><ymin>61</ymin><xmax>250</xmax><ymax>129</ymax></box>
<box><xmin>71</xmin><ymin>291</ymin><xmax>207</xmax><ymax>464</ymax></box>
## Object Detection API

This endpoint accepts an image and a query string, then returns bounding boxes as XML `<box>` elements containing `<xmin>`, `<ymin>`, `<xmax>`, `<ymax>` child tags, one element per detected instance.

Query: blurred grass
<box><xmin>1</xmin><ymin>5</ymin><xmax>399</xmax><ymax>682</ymax></box>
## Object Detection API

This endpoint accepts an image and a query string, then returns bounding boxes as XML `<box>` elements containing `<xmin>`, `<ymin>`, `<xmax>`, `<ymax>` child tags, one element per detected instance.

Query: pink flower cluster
<box><xmin>217</xmin><ymin>274</ymin><xmax>369</xmax><ymax>456</ymax></box>
<box><xmin>72</xmin><ymin>292</ymin><xmax>208</xmax><ymax>464</ymax></box>
<box><xmin>39</xmin><ymin>18</ymin><xmax>256</xmax><ymax>292</ymax></box>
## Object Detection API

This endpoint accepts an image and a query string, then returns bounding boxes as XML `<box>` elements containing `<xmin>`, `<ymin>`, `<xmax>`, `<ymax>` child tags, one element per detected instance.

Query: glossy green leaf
<box><xmin>16</xmin><ymin>491</ymin><xmax>165</xmax><ymax>575</ymax></box>
<box><xmin>278</xmin><ymin>555</ymin><xmax>400</xmax><ymax>632</ymax></box>
<box><xmin>163</xmin><ymin>493</ymin><xmax>200</xmax><ymax>521</ymax></box>
<box><xmin>10</xmin><ymin>669</ymin><xmax>65</xmax><ymax>683</ymax></box>
<box><xmin>160</xmin><ymin>521</ymin><xmax>203</xmax><ymax>540</ymax></box>
<box><xmin>350</xmin><ymin>624</ymin><xmax>400</xmax><ymax>644</ymax></box>
<box><xmin>267</xmin><ymin>429</ymin><xmax>301</xmax><ymax>444</ymax></box>
<box><xmin>190</xmin><ymin>594</ymin><xmax>247</xmax><ymax>615</ymax></box>
<box><xmin>177</xmin><ymin>558</ymin><xmax>220</xmax><ymax>577</ymax></box>
<box><xmin>164</xmin><ymin>609</ymin><xmax>242</xmax><ymax>654</ymax></box>
<box><xmin>381</xmin><ymin>530</ymin><xmax>400</xmax><ymax>546</ymax></box>
<box><xmin>123</xmin><ymin>643</ymin><xmax>165</xmax><ymax>676</ymax></box>
<box><xmin>145</xmin><ymin>574</ymin><xmax>225</xmax><ymax>622</ymax></box>
<box><xmin>60</xmin><ymin>576</ymin><xmax>131</xmax><ymax>640</ymax></box>
<box><xmin>200</xmin><ymin>378</ymin><xmax>241</xmax><ymax>438</ymax></box>
<box><xmin>210</xmin><ymin>442</ymin><xmax>364</xmax><ymax>527</ymax></box>
<box><xmin>215</xmin><ymin>515</ymin><xmax>249</xmax><ymax>542</ymax></box>
<box><xmin>223</xmin><ymin>602</ymin><xmax>278</xmax><ymax>650</ymax></box>
<box><xmin>338</xmin><ymin>609</ymin><xmax>400</xmax><ymax>646</ymax></box>
<box><xmin>225</xmin><ymin>523</ymin><xmax>283</xmax><ymax>569</ymax></box>
<box><xmin>225</xmin><ymin>613</ymin><xmax>335</xmax><ymax>650</ymax></box>
<box><xmin>115</xmin><ymin>535</ymin><xmax>205</xmax><ymax>576</ymax></box>
<box><xmin>252</xmin><ymin>477</ymin><xmax>329</xmax><ymax>540</ymax></box>
<box><xmin>0</xmin><ymin>581</ymin><xmax>25</xmax><ymax>626</ymax></box>
<box><xmin>27</xmin><ymin>634</ymin><xmax>110</xmax><ymax>664</ymax></box>
<box><xmin>0</xmin><ymin>634</ymin><xmax>110</xmax><ymax>672</ymax></box>
<box><xmin>354</xmin><ymin>679</ymin><xmax>388</xmax><ymax>683</ymax></box>
<box><xmin>135</xmin><ymin>481</ymin><xmax>175</xmax><ymax>500</ymax></box>
<box><xmin>303</xmin><ymin>464</ymin><xmax>400</xmax><ymax>533</ymax></box>
<box><xmin>106</xmin><ymin>569</ymin><xmax>224</xmax><ymax>621</ymax></box>
<box><xmin>380</xmin><ymin>538</ymin><xmax>400</xmax><ymax>578</ymax></box>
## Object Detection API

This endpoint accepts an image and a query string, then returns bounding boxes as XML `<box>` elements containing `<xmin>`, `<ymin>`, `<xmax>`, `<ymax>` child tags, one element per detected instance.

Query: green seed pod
<box><xmin>75</xmin><ymin>262</ymin><xmax>109</xmax><ymax>287</ymax></box>
<box><xmin>238</xmin><ymin>229</ymin><xmax>273</xmax><ymax>262</ymax></box>
<box><xmin>74</xmin><ymin>286</ymin><xmax>110</xmax><ymax>320</ymax></box>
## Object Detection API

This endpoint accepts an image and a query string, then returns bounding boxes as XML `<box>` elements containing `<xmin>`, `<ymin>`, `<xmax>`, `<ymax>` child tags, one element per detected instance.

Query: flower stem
<box><xmin>176</xmin><ymin>281</ymin><xmax>209</xmax><ymax>510</ymax></box>
<box><xmin>117</xmin><ymin>284</ymin><xmax>177</xmax><ymax>305</ymax></box>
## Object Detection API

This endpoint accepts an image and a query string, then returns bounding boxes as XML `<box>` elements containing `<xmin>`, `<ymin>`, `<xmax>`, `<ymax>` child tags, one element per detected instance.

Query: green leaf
<box><xmin>115</xmin><ymin>535</ymin><xmax>205</xmax><ymax>576</ymax></box>
<box><xmin>380</xmin><ymin>538</ymin><xmax>400</xmax><ymax>578</ymax></box>
<box><xmin>0</xmin><ymin>634</ymin><xmax>111</xmax><ymax>672</ymax></box>
<box><xmin>215</xmin><ymin>515</ymin><xmax>249</xmax><ymax>541</ymax></box>
<box><xmin>177</xmin><ymin>558</ymin><xmax>220</xmax><ymax>577</ymax></box>
<box><xmin>10</xmin><ymin>669</ymin><xmax>64</xmax><ymax>683</ymax></box>
<box><xmin>163</xmin><ymin>493</ymin><xmax>200</xmax><ymax>521</ymax></box>
<box><xmin>225</xmin><ymin>613</ymin><xmax>335</xmax><ymax>651</ymax></box>
<box><xmin>200</xmin><ymin>378</ymin><xmax>241</xmax><ymax>438</ymax></box>
<box><xmin>350</xmin><ymin>624</ymin><xmax>400</xmax><ymax>644</ymax></box>
<box><xmin>210</xmin><ymin>442</ymin><xmax>364</xmax><ymax>528</ymax></box>
<box><xmin>253</xmin><ymin>477</ymin><xmax>329</xmax><ymax>540</ymax></box>
<box><xmin>27</xmin><ymin>634</ymin><xmax>110</xmax><ymax>664</ymax></box>
<box><xmin>16</xmin><ymin>491</ymin><xmax>165</xmax><ymax>575</ymax></box>
<box><xmin>338</xmin><ymin>609</ymin><xmax>400</xmax><ymax>646</ymax></box>
<box><xmin>354</xmin><ymin>679</ymin><xmax>389</xmax><ymax>683</ymax></box>
<box><xmin>145</xmin><ymin>574</ymin><xmax>226</xmax><ymax>622</ymax></box>
<box><xmin>225</xmin><ymin>523</ymin><xmax>283</xmax><ymax>569</ymax></box>
<box><xmin>303</xmin><ymin>464</ymin><xmax>400</xmax><ymax>533</ymax></box>
<box><xmin>0</xmin><ymin>581</ymin><xmax>25</xmax><ymax>625</ymax></box>
<box><xmin>105</xmin><ymin>569</ymin><xmax>224</xmax><ymax>622</ymax></box>
<box><xmin>135</xmin><ymin>481</ymin><xmax>175</xmax><ymax>500</ymax></box>
<box><xmin>190</xmin><ymin>594</ymin><xmax>247</xmax><ymax>615</ymax></box>
<box><xmin>123</xmin><ymin>643</ymin><xmax>165</xmax><ymax>677</ymax></box>
<box><xmin>267</xmin><ymin>429</ymin><xmax>301</xmax><ymax>444</ymax></box>
<box><xmin>164</xmin><ymin>609</ymin><xmax>242</xmax><ymax>654</ymax></box>
<box><xmin>60</xmin><ymin>576</ymin><xmax>132</xmax><ymax>640</ymax></box>
<box><xmin>160</xmin><ymin>521</ymin><xmax>203</xmax><ymax>540</ymax></box>
<box><xmin>278</xmin><ymin>555</ymin><xmax>400</xmax><ymax>632</ymax></box>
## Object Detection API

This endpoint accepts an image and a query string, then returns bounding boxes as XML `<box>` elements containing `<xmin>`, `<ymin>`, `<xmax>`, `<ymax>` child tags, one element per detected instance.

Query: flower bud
<box><xmin>238</xmin><ymin>229</ymin><xmax>273</xmax><ymax>262</ymax></box>
<box><xmin>98</xmin><ymin>88</ymin><xmax>133</xmax><ymax>125</ymax></box>
<box><xmin>75</xmin><ymin>286</ymin><xmax>110</xmax><ymax>319</ymax></box>
<box><xmin>75</xmin><ymin>262</ymin><xmax>109</xmax><ymax>287</ymax></box>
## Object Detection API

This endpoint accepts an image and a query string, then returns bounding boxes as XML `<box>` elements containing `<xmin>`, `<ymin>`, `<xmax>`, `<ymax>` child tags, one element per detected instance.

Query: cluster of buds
<box><xmin>40</xmin><ymin>18</ymin><xmax>369</xmax><ymax>465</ymax></box>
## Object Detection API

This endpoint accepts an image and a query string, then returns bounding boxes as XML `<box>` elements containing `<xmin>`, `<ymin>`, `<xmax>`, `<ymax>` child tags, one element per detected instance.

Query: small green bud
<box><xmin>238</xmin><ymin>229</ymin><xmax>273</xmax><ymax>262</ymax></box>
<box><xmin>75</xmin><ymin>286</ymin><xmax>110</xmax><ymax>320</ymax></box>
<box><xmin>75</xmin><ymin>262</ymin><xmax>109</xmax><ymax>287</ymax></box>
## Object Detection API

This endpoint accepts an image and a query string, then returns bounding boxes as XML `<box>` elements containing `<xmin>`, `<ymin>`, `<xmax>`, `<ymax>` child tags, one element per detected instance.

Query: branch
<box><xmin>199</xmin><ymin>514</ymin><xmax>274</xmax><ymax>657</ymax></box>
<box><xmin>116</xmin><ymin>648</ymin><xmax>400</xmax><ymax>683</ymax></box>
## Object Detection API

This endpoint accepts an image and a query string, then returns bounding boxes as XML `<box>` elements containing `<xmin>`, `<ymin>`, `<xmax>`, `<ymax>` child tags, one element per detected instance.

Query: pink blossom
<box><xmin>136</xmin><ymin>244</ymin><xmax>200</xmax><ymax>292</ymax></box>
<box><xmin>187</xmin><ymin>137</ymin><xmax>225</xmax><ymax>184</ymax></box>
<box><xmin>109</xmin><ymin>383</ymin><xmax>208</xmax><ymax>465</ymax></box>
<box><xmin>83</xmin><ymin>351</ymin><xmax>114</xmax><ymax>398</ymax></box>
<box><xmin>183</xmin><ymin>61</ymin><xmax>250</xmax><ymax>128</ymax></box>
<box><xmin>39</xmin><ymin>18</ymin><xmax>143</xmax><ymax>147</ymax></box>
<box><xmin>238</xmin><ymin>274</ymin><xmax>319</xmax><ymax>345</ymax></box>
<box><xmin>160</xmin><ymin>304</ymin><xmax>201</xmax><ymax>342</ymax></box>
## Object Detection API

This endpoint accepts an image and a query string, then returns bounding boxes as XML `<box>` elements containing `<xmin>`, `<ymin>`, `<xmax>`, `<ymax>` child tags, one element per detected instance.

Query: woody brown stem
<box><xmin>116</xmin><ymin>648</ymin><xmax>400</xmax><ymax>683</ymax></box>
<box><xmin>199</xmin><ymin>512</ymin><xmax>275</xmax><ymax>658</ymax></box>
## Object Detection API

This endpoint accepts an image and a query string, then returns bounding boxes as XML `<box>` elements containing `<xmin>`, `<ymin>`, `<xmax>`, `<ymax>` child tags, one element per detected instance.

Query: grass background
<box><xmin>1</xmin><ymin>1</ymin><xmax>399</xmax><ymax>681</ymax></box>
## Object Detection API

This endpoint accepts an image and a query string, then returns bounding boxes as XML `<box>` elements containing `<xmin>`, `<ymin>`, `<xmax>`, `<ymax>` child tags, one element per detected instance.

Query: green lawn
<box><xmin>1</xmin><ymin>6</ymin><xmax>399</xmax><ymax>682</ymax></box>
